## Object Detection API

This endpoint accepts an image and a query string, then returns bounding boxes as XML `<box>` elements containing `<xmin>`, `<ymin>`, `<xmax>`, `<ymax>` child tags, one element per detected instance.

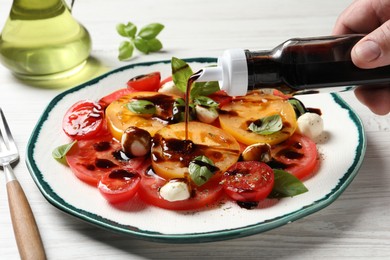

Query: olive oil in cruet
<box><xmin>0</xmin><ymin>0</ymin><xmax>92</xmax><ymax>80</ymax></box>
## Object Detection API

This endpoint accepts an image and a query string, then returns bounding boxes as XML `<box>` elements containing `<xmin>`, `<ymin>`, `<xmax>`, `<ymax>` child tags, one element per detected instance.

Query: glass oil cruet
<box><xmin>0</xmin><ymin>0</ymin><xmax>92</xmax><ymax>81</ymax></box>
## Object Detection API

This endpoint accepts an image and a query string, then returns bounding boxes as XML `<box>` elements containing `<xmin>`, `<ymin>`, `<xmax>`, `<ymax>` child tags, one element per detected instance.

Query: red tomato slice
<box><xmin>273</xmin><ymin>89</ymin><xmax>293</xmax><ymax>99</ymax></box>
<box><xmin>222</xmin><ymin>161</ymin><xmax>274</xmax><ymax>203</ymax></box>
<box><xmin>62</xmin><ymin>100</ymin><xmax>105</xmax><ymax>140</ymax></box>
<box><xmin>127</xmin><ymin>72</ymin><xmax>161</xmax><ymax>91</ymax></box>
<box><xmin>99</xmin><ymin>88</ymin><xmax>138</xmax><ymax>108</ymax></box>
<box><xmin>66</xmin><ymin>135</ymin><xmax>145</xmax><ymax>186</ymax></box>
<box><xmin>270</xmin><ymin>133</ymin><xmax>320</xmax><ymax>180</ymax></box>
<box><xmin>208</xmin><ymin>90</ymin><xmax>233</xmax><ymax>108</ymax></box>
<box><xmin>98</xmin><ymin>170</ymin><xmax>141</xmax><ymax>204</ymax></box>
<box><xmin>137</xmin><ymin>160</ymin><xmax>224</xmax><ymax>211</ymax></box>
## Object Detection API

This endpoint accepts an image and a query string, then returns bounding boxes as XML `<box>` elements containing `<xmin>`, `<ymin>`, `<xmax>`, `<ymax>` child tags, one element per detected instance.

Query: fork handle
<box><xmin>6</xmin><ymin>169</ymin><xmax>46</xmax><ymax>260</ymax></box>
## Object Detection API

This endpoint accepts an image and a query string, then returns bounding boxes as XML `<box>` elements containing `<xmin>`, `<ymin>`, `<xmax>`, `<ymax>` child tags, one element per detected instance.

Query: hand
<box><xmin>333</xmin><ymin>0</ymin><xmax>390</xmax><ymax>115</ymax></box>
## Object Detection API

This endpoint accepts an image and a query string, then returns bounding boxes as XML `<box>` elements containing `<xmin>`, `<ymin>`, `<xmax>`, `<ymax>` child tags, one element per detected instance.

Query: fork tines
<box><xmin>0</xmin><ymin>108</ymin><xmax>18</xmax><ymax>155</ymax></box>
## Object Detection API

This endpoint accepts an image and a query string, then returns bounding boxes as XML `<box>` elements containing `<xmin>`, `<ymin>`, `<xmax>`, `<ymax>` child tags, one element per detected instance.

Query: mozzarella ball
<box><xmin>297</xmin><ymin>112</ymin><xmax>324</xmax><ymax>139</ymax></box>
<box><xmin>159</xmin><ymin>180</ymin><xmax>191</xmax><ymax>202</ymax></box>
<box><xmin>195</xmin><ymin>105</ymin><xmax>218</xmax><ymax>124</ymax></box>
<box><xmin>158</xmin><ymin>80</ymin><xmax>184</xmax><ymax>97</ymax></box>
<box><xmin>121</xmin><ymin>126</ymin><xmax>152</xmax><ymax>157</ymax></box>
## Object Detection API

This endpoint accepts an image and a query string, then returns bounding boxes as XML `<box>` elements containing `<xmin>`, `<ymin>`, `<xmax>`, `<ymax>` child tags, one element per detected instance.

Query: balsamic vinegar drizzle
<box><xmin>152</xmin><ymin>133</ymin><xmax>239</xmax><ymax>167</ymax></box>
<box><xmin>185</xmin><ymin>70</ymin><xmax>203</xmax><ymax>141</ymax></box>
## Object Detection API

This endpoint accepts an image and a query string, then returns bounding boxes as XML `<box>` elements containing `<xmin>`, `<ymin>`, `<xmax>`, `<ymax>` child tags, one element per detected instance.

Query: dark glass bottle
<box><xmin>196</xmin><ymin>35</ymin><xmax>390</xmax><ymax>95</ymax></box>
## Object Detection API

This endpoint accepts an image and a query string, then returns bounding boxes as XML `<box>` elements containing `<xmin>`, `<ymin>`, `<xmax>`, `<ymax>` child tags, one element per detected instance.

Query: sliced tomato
<box><xmin>66</xmin><ymin>135</ymin><xmax>145</xmax><ymax>186</ymax></box>
<box><xmin>127</xmin><ymin>72</ymin><xmax>161</xmax><ymax>91</ymax></box>
<box><xmin>151</xmin><ymin>122</ymin><xmax>240</xmax><ymax>180</ymax></box>
<box><xmin>208</xmin><ymin>90</ymin><xmax>232</xmax><ymax>108</ymax></box>
<box><xmin>138</xmin><ymin>160</ymin><xmax>223</xmax><ymax>210</ymax></box>
<box><xmin>62</xmin><ymin>100</ymin><xmax>105</xmax><ymax>140</ymax></box>
<box><xmin>219</xmin><ymin>91</ymin><xmax>297</xmax><ymax>145</ymax></box>
<box><xmin>273</xmin><ymin>89</ymin><xmax>293</xmax><ymax>99</ymax></box>
<box><xmin>222</xmin><ymin>161</ymin><xmax>274</xmax><ymax>203</ymax></box>
<box><xmin>105</xmin><ymin>91</ymin><xmax>181</xmax><ymax>141</ymax></box>
<box><xmin>98</xmin><ymin>170</ymin><xmax>141</xmax><ymax>204</ymax></box>
<box><xmin>270</xmin><ymin>133</ymin><xmax>320</xmax><ymax>180</ymax></box>
<box><xmin>99</xmin><ymin>88</ymin><xmax>138</xmax><ymax>108</ymax></box>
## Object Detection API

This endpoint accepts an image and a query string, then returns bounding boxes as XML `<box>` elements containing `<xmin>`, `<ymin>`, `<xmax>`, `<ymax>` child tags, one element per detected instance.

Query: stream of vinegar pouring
<box><xmin>184</xmin><ymin>70</ymin><xmax>203</xmax><ymax>140</ymax></box>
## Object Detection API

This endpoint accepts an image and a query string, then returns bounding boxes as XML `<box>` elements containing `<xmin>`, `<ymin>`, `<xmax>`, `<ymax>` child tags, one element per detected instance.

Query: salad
<box><xmin>53</xmin><ymin>57</ymin><xmax>324</xmax><ymax>211</ymax></box>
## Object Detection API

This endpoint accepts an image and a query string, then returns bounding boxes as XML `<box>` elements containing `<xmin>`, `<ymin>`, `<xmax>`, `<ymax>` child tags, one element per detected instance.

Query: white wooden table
<box><xmin>1</xmin><ymin>0</ymin><xmax>390</xmax><ymax>259</ymax></box>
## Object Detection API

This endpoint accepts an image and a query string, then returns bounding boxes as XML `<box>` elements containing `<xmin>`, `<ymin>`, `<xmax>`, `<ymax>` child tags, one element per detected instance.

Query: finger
<box><xmin>351</xmin><ymin>20</ymin><xmax>390</xmax><ymax>68</ymax></box>
<box><xmin>332</xmin><ymin>0</ymin><xmax>382</xmax><ymax>35</ymax></box>
<box><xmin>354</xmin><ymin>85</ymin><xmax>390</xmax><ymax>115</ymax></box>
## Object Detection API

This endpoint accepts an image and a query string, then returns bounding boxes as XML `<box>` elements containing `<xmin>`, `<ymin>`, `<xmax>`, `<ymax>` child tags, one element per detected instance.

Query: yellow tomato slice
<box><xmin>105</xmin><ymin>91</ymin><xmax>180</xmax><ymax>141</ymax></box>
<box><xmin>151</xmin><ymin>122</ymin><xmax>241</xmax><ymax>180</ymax></box>
<box><xmin>219</xmin><ymin>91</ymin><xmax>297</xmax><ymax>145</ymax></box>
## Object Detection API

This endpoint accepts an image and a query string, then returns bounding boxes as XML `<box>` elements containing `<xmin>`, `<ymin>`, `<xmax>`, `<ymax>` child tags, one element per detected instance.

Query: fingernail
<box><xmin>354</xmin><ymin>40</ymin><xmax>381</xmax><ymax>62</ymax></box>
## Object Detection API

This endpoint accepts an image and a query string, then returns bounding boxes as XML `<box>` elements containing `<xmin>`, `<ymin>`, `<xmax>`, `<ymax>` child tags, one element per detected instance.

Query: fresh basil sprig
<box><xmin>248</xmin><ymin>114</ymin><xmax>283</xmax><ymax>135</ymax></box>
<box><xmin>171</xmin><ymin>57</ymin><xmax>193</xmax><ymax>93</ymax></box>
<box><xmin>194</xmin><ymin>96</ymin><xmax>219</xmax><ymax>108</ymax></box>
<box><xmin>171</xmin><ymin>57</ymin><xmax>219</xmax><ymax>99</ymax></box>
<box><xmin>117</xmin><ymin>22</ymin><xmax>164</xmax><ymax>61</ymax></box>
<box><xmin>127</xmin><ymin>100</ymin><xmax>156</xmax><ymax>114</ymax></box>
<box><xmin>188</xmin><ymin>156</ymin><xmax>218</xmax><ymax>186</ymax></box>
<box><xmin>173</xmin><ymin>98</ymin><xmax>195</xmax><ymax>122</ymax></box>
<box><xmin>190</xmin><ymin>81</ymin><xmax>220</xmax><ymax>99</ymax></box>
<box><xmin>269</xmin><ymin>169</ymin><xmax>308</xmax><ymax>198</ymax></box>
<box><xmin>288</xmin><ymin>98</ymin><xmax>307</xmax><ymax>118</ymax></box>
<box><xmin>52</xmin><ymin>140</ymin><xmax>77</xmax><ymax>164</ymax></box>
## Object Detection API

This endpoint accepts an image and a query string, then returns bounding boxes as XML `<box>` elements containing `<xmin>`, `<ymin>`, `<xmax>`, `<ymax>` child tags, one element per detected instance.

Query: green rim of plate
<box><xmin>25</xmin><ymin>58</ymin><xmax>366</xmax><ymax>243</ymax></box>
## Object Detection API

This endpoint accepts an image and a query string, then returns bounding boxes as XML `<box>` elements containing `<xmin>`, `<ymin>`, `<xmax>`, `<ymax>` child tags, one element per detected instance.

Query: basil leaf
<box><xmin>138</xmin><ymin>23</ymin><xmax>164</xmax><ymax>40</ymax></box>
<box><xmin>116</xmin><ymin>22</ymin><xmax>137</xmax><ymax>38</ymax></box>
<box><xmin>171</xmin><ymin>57</ymin><xmax>193</xmax><ymax>93</ymax></box>
<box><xmin>127</xmin><ymin>100</ymin><xmax>156</xmax><ymax>114</ymax></box>
<box><xmin>190</xmin><ymin>81</ymin><xmax>219</xmax><ymax>99</ymax></box>
<box><xmin>194</xmin><ymin>96</ymin><xmax>219</xmax><ymax>108</ymax></box>
<box><xmin>288</xmin><ymin>98</ymin><xmax>307</xmax><ymax>118</ymax></box>
<box><xmin>189</xmin><ymin>156</ymin><xmax>218</xmax><ymax>186</ymax></box>
<box><xmin>118</xmin><ymin>41</ymin><xmax>134</xmax><ymax>61</ymax></box>
<box><xmin>116</xmin><ymin>21</ymin><xmax>165</xmax><ymax>61</ymax></box>
<box><xmin>52</xmin><ymin>141</ymin><xmax>77</xmax><ymax>164</ymax></box>
<box><xmin>248</xmin><ymin>114</ymin><xmax>283</xmax><ymax>135</ymax></box>
<box><xmin>270</xmin><ymin>169</ymin><xmax>308</xmax><ymax>198</ymax></box>
<box><xmin>134</xmin><ymin>38</ymin><xmax>162</xmax><ymax>55</ymax></box>
<box><xmin>116</xmin><ymin>23</ymin><xmax>127</xmax><ymax>37</ymax></box>
<box><xmin>174</xmin><ymin>97</ymin><xmax>185</xmax><ymax>107</ymax></box>
<box><xmin>173</xmin><ymin>98</ymin><xmax>195</xmax><ymax>122</ymax></box>
<box><xmin>146</xmin><ymin>38</ymin><xmax>163</xmax><ymax>52</ymax></box>
<box><xmin>134</xmin><ymin>38</ymin><xmax>149</xmax><ymax>54</ymax></box>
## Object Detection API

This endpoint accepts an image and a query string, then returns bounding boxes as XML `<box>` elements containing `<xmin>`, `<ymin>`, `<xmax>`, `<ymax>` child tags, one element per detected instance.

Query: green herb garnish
<box><xmin>194</xmin><ymin>96</ymin><xmax>219</xmax><ymax>108</ymax></box>
<box><xmin>188</xmin><ymin>156</ymin><xmax>218</xmax><ymax>186</ymax></box>
<box><xmin>127</xmin><ymin>100</ymin><xmax>156</xmax><ymax>114</ymax></box>
<box><xmin>171</xmin><ymin>57</ymin><xmax>219</xmax><ymax>99</ymax></box>
<box><xmin>173</xmin><ymin>98</ymin><xmax>195</xmax><ymax>122</ymax></box>
<box><xmin>52</xmin><ymin>140</ymin><xmax>77</xmax><ymax>164</ymax></box>
<box><xmin>288</xmin><ymin>98</ymin><xmax>307</xmax><ymax>118</ymax></box>
<box><xmin>190</xmin><ymin>81</ymin><xmax>220</xmax><ymax>99</ymax></box>
<box><xmin>248</xmin><ymin>114</ymin><xmax>283</xmax><ymax>135</ymax></box>
<box><xmin>269</xmin><ymin>169</ymin><xmax>308</xmax><ymax>198</ymax></box>
<box><xmin>117</xmin><ymin>22</ymin><xmax>164</xmax><ymax>60</ymax></box>
<box><xmin>171</xmin><ymin>57</ymin><xmax>193</xmax><ymax>93</ymax></box>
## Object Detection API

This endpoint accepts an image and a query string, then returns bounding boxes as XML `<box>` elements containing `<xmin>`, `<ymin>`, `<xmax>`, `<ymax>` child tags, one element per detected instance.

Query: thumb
<box><xmin>351</xmin><ymin>20</ymin><xmax>390</xmax><ymax>69</ymax></box>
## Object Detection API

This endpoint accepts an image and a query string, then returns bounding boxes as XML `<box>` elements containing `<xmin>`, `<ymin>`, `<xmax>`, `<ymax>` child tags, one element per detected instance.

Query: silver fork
<box><xmin>0</xmin><ymin>108</ymin><xmax>46</xmax><ymax>260</ymax></box>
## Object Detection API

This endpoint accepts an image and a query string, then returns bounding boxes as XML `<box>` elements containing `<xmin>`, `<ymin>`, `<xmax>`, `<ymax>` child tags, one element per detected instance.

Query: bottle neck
<box><xmin>245</xmin><ymin>50</ymin><xmax>283</xmax><ymax>91</ymax></box>
<box><xmin>10</xmin><ymin>0</ymin><xmax>67</xmax><ymax>19</ymax></box>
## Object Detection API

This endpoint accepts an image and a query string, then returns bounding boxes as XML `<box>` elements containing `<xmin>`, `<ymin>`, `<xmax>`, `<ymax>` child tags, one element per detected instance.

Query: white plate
<box><xmin>26</xmin><ymin>58</ymin><xmax>366</xmax><ymax>243</ymax></box>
